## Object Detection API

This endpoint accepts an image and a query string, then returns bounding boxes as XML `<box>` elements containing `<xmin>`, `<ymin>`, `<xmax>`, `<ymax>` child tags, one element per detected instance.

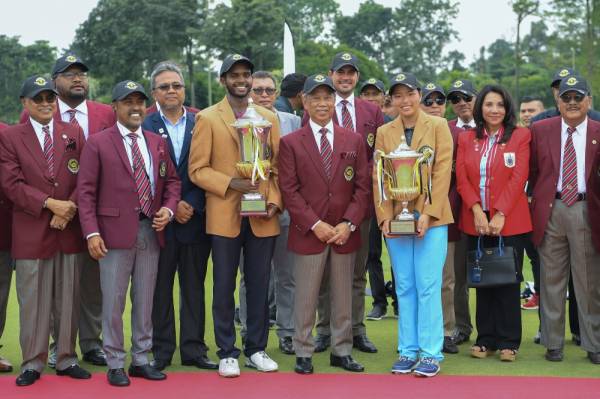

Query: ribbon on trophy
<box><xmin>417</xmin><ymin>145</ymin><xmax>434</xmax><ymax>205</ymax></box>
<box><xmin>375</xmin><ymin>149</ymin><xmax>387</xmax><ymax>207</ymax></box>
<box><xmin>251</xmin><ymin>125</ymin><xmax>268</xmax><ymax>184</ymax></box>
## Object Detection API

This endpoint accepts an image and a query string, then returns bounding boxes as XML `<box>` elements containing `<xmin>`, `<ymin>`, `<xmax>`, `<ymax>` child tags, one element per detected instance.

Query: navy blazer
<box><xmin>142</xmin><ymin>111</ymin><xmax>208</xmax><ymax>244</ymax></box>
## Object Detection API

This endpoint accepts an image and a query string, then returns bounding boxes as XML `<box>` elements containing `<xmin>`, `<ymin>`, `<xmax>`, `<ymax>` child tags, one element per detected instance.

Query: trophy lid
<box><xmin>387</xmin><ymin>135</ymin><xmax>420</xmax><ymax>158</ymax></box>
<box><xmin>232</xmin><ymin>99</ymin><xmax>272</xmax><ymax>128</ymax></box>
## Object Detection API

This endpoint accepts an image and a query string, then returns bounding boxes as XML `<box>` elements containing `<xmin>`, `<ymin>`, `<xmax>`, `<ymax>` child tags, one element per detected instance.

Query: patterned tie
<box><xmin>561</xmin><ymin>126</ymin><xmax>578</xmax><ymax>206</ymax></box>
<box><xmin>127</xmin><ymin>133</ymin><xmax>153</xmax><ymax>217</ymax></box>
<box><xmin>340</xmin><ymin>100</ymin><xmax>354</xmax><ymax>131</ymax></box>
<box><xmin>319</xmin><ymin>128</ymin><xmax>333</xmax><ymax>179</ymax></box>
<box><xmin>66</xmin><ymin>109</ymin><xmax>81</xmax><ymax>129</ymax></box>
<box><xmin>42</xmin><ymin>125</ymin><xmax>54</xmax><ymax>177</ymax></box>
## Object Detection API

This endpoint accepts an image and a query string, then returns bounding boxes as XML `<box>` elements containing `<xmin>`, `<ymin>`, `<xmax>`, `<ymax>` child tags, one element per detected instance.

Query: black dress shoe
<box><xmin>181</xmin><ymin>355</ymin><xmax>218</xmax><ymax>370</ymax></box>
<box><xmin>16</xmin><ymin>369</ymin><xmax>40</xmax><ymax>386</ymax></box>
<box><xmin>56</xmin><ymin>364</ymin><xmax>91</xmax><ymax>379</ymax></box>
<box><xmin>314</xmin><ymin>334</ymin><xmax>330</xmax><ymax>353</ymax></box>
<box><xmin>128</xmin><ymin>364</ymin><xmax>167</xmax><ymax>380</ymax></box>
<box><xmin>107</xmin><ymin>368</ymin><xmax>130</xmax><ymax>387</ymax></box>
<box><xmin>442</xmin><ymin>336</ymin><xmax>459</xmax><ymax>354</ymax></box>
<box><xmin>452</xmin><ymin>331</ymin><xmax>470</xmax><ymax>345</ymax></box>
<box><xmin>294</xmin><ymin>357</ymin><xmax>313</xmax><ymax>374</ymax></box>
<box><xmin>150</xmin><ymin>359</ymin><xmax>171</xmax><ymax>371</ymax></box>
<box><xmin>279</xmin><ymin>337</ymin><xmax>295</xmax><ymax>355</ymax></box>
<box><xmin>353</xmin><ymin>334</ymin><xmax>377</xmax><ymax>353</ymax></box>
<box><xmin>330</xmin><ymin>354</ymin><xmax>364</xmax><ymax>372</ymax></box>
<box><xmin>83</xmin><ymin>349</ymin><xmax>107</xmax><ymax>366</ymax></box>
<box><xmin>588</xmin><ymin>352</ymin><xmax>600</xmax><ymax>364</ymax></box>
<box><xmin>545</xmin><ymin>349</ymin><xmax>564</xmax><ymax>362</ymax></box>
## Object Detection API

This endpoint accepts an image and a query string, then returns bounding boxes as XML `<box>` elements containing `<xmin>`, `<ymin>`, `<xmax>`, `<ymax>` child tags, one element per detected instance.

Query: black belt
<box><xmin>139</xmin><ymin>213</ymin><xmax>149</xmax><ymax>221</ymax></box>
<box><xmin>555</xmin><ymin>192</ymin><xmax>586</xmax><ymax>201</ymax></box>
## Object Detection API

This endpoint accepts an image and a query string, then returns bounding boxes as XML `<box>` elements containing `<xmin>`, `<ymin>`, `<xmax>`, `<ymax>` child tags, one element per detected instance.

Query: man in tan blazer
<box><xmin>188</xmin><ymin>54</ymin><xmax>282</xmax><ymax>378</ymax></box>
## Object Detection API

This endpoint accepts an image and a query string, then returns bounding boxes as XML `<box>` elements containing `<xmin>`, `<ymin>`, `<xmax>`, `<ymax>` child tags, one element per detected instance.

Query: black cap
<box><xmin>219</xmin><ymin>54</ymin><xmax>254</xmax><ymax>77</ymax></box>
<box><xmin>20</xmin><ymin>75</ymin><xmax>57</xmax><ymax>98</ymax></box>
<box><xmin>421</xmin><ymin>82</ymin><xmax>446</xmax><ymax>102</ymax></box>
<box><xmin>112</xmin><ymin>80</ymin><xmax>148</xmax><ymax>102</ymax></box>
<box><xmin>359</xmin><ymin>78</ymin><xmax>385</xmax><ymax>94</ymax></box>
<box><xmin>551</xmin><ymin>67</ymin><xmax>576</xmax><ymax>87</ymax></box>
<box><xmin>558</xmin><ymin>75</ymin><xmax>589</xmax><ymax>97</ymax></box>
<box><xmin>303</xmin><ymin>74</ymin><xmax>335</xmax><ymax>95</ymax></box>
<box><xmin>52</xmin><ymin>54</ymin><xmax>88</xmax><ymax>77</ymax></box>
<box><xmin>447</xmin><ymin>79</ymin><xmax>477</xmax><ymax>97</ymax></box>
<box><xmin>280</xmin><ymin>73</ymin><xmax>307</xmax><ymax>97</ymax></box>
<box><xmin>388</xmin><ymin>72</ymin><xmax>420</xmax><ymax>94</ymax></box>
<box><xmin>330</xmin><ymin>52</ymin><xmax>359</xmax><ymax>72</ymax></box>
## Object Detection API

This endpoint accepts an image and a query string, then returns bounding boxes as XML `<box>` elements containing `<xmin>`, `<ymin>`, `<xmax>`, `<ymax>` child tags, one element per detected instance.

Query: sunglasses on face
<box><xmin>423</xmin><ymin>97</ymin><xmax>446</xmax><ymax>106</ymax></box>
<box><xmin>449</xmin><ymin>94</ymin><xmax>473</xmax><ymax>104</ymax></box>
<box><xmin>156</xmin><ymin>83</ymin><xmax>185</xmax><ymax>92</ymax></box>
<box><xmin>31</xmin><ymin>93</ymin><xmax>57</xmax><ymax>104</ymax></box>
<box><xmin>252</xmin><ymin>88</ymin><xmax>276</xmax><ymax>95</ymax></box>
<box><xmin>60</xmin><ymin>71</ymin><xmax>88</xmax><ymax>80</ymax></box>
<box><xmin>560</xmin><ymin>93</ymin><xmax>585</xmax><ymax>103</ymax></box>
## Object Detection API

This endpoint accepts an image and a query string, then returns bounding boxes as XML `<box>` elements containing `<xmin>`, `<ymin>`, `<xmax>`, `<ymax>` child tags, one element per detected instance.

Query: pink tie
<box><xmin>42</xmin><ymin>125</ymin><xmax>54</xmax><ymax>177</ymax></box>
<box><xmin>561</xmin><ymin>126</ymin><xmax>578</xmax><ymax>206</ymax></box>
<box><xmin>340</xmin><ymin>100</ymin><xmax>354</xmax><ymax>131</ymax></box>
<box><xmin>127</xmin><ymin>133</ymin><xmax>153</xmax><ymax>217</ymax></box>
<box><xmin>319</xmin><ymin>128</ymin><xmax>332</xmax><ymax>179</ymax></box>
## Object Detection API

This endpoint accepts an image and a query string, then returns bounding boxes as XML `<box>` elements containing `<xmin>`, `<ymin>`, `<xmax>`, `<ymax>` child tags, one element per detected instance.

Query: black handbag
<box><xmin>467</xmin><ymin>236</ymin><xmax>519</xmax><ymax>288</ymax></box>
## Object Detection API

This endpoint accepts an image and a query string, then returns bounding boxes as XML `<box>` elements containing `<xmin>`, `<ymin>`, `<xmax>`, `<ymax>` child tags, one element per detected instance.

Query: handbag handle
<box><xmin>476</xmin><ymin>235</ymin><xmax>505</xmax><ymax>261</ymax></box>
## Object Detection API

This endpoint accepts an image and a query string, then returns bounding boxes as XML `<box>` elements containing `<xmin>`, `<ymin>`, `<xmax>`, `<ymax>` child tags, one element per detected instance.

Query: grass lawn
<box><xmin>1</xmin><ymin>246</ymin><xmax>597</xmax><ymax>378</ymax></box>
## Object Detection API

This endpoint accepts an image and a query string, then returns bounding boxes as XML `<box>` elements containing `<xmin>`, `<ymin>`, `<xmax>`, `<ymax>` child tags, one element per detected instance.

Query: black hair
<box><xmin>473</xmin><ymin>84</ymin><xmax>517</xmax><ymax>144</ymax></box>
<box><xmin>520</xmin><ymin>95</ymin><xmax>543</xmax><ymax>104</ymax></box>
<box><xmin>252</xmin><ymin>70</ymin><xmax>277</xmax><ymax>87</ymax></box>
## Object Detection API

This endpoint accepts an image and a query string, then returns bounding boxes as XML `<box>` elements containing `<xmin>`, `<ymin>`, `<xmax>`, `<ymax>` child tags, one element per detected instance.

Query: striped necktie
<box><xmin>127</xmin><ymin>133</ymin><xmax>153</xmax><ymax>217</ymax></box>
<box><xmin>340</xmin><ymin>100</ymin><xmax>354</xmax><ymax>131</ymax></box>
<box><xmin>319</xmin><ymin>127</ymin><xmax>333</xmax><ymax>179</ymax></box>
<box><xmin>42</xmin><ymin>125</ymin><xmax>54</xmax><ymax>177</ymax></box>
<box><xmin>67</xmin><ymin>109</ymin><xmax>81</xmax><ymax>129</ymax></box>
<box><xmin>561</xmin><ymin>126</ymin><xmax>578</xmax><ymax>206</ymax></box>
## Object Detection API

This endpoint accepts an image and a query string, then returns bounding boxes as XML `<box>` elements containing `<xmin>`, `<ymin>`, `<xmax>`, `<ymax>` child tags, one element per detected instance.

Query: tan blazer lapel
<box><xmin>216</xmin><ymin>97</ymin><xmax>240</xmax><ymax>150</ymax></box>
<box><xmin>410</xmin><ymin>110</ymin><xmax>429</xmax><ymax>151</ymax></box>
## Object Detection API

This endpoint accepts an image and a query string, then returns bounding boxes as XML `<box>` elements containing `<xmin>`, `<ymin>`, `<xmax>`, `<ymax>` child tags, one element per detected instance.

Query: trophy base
<box><xmin>389</xmin><ymin>218</ymin><xmax>417</xmax><ymax>236</ymax></box>
<box><xmin>240</xmin><ymin>194</ymin><xmax>268</xmax><ymax>217</ymax></box>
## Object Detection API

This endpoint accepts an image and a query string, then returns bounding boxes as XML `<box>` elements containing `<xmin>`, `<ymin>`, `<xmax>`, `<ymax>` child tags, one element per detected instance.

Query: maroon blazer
<box><xmin>77</xmin><ymin>125</ymin><xmax>181</xmax><ymax>249</ymax></box>
<box><xmin>447</xmin><ymin>122</ymin><xmax>463</xmax><ymax>242</ymax></box>
<box><xmin>588</xmin><ymin>142</ymin><xmax>600</xmax><ymax>252</ymax></box>
<box><xmin>0</xmin><ymin>123</ymin><xmax>11</xmax><ymax>251</ymax></box>
<box><xmin>279</xmin><ymin>123</ymin><xmax>370</xmax><ymax>255</ymax></box>
<box><xmin>20</xmin><ymin>99</ymin><xmax>116</xmax><ymax>136</ymax></box>
<box><xmin>0</xmin><ymin>120</ymin><xmax>86</xmax><ymax>259</ymax></box>
<box><xmin>529</xmin><ymin>116</ymin><xmax>600</xmax><ymax>246</ymax></box>
<box><xmin>146</xmin><ymin>103</ymin><xmax>201</xmax><ymax>116</ymax></box>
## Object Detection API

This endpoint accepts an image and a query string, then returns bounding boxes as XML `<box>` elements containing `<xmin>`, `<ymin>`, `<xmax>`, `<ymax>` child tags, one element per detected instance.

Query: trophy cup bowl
<box><xmin>384</xmin><ymin>152</ymin><xmax>422</xmax><ymax>235</ymax></box>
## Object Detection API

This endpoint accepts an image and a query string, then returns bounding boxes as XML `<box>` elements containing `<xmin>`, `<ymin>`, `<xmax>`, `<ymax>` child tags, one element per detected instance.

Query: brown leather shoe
<box><xmin>0</xmin><ymin>356</ymin><xmax>13</xmax><ymax>372</ymax></box>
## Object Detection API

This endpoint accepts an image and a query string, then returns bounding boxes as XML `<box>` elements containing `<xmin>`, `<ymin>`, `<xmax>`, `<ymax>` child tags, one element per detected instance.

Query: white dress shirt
<box><xmin>58</xmin><ymin>98</ymin><xmax>89</xmax><ymax>138</ymax></box>
<box><xmin>456</xmin><ymin>118</ymin><xmax>476</xmax><ymax>129</ymax></box>
<box><xmin>557</xmin><ymin>117</ymin><xmax>588</xmax><ymax>193</ymax></box>
<box><xmin>117</xmin><ymin>122</ymin><xmax>155</xmax><ymax>195</ymax></box>
<box><xmin>335</xmin><ymin>93</ymin><xmax>356</xmax><ymax>131</ymax></box>
<box><xmin>29</xmin><ymin>117</ymin><xmax>53</xmax><ymax>150</ymax></box>
<box><xmin>309</xmin><ymin>119</ymin><xmax>334</xmax><ymax>151</ymax></box>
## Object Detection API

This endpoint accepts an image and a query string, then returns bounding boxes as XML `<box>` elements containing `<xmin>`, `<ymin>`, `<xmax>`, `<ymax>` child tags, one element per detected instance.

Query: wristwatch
<box><xmin>345</xmin><ymin>220</ymin><xmax>357</xmax><ymax>232</ymax></box>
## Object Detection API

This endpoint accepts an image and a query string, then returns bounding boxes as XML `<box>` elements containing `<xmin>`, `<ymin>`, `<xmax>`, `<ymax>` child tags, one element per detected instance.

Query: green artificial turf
<box><xmin>1</xmin><ymin>246</ymin><xmax>597</xmax><ymax>378</ymax></box>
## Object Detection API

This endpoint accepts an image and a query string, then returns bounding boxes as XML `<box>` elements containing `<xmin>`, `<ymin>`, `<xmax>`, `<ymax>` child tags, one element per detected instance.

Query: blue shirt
<box><xmin>160</xmin><ymin>108</ymin><xmax>187</xmax><ymax>164</ymax></box>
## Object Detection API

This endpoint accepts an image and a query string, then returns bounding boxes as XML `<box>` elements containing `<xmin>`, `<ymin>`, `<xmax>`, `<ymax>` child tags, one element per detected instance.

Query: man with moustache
<box><xmin>142</xmin><ymin>62</ymin><xmax>217</xmax><ymax>371</ymax></box>
<box><xmin>0</xmin><ymin>75</ymin><xmax>90</xmax><ymax>386</ymax></box>
<box><xmin>188</xmin><ymin>55</ymin><xmax>282</xmax><ymax>377</ymax></box>
<box><xmin>0</xmin><ymin>122</ymin><xmax>12</xmax><ymax>373</ymax></box>
<box><xmin>305</xmin><ymin>52</ymin><xmax>384</xmax><ymax>354</ymax></box>
<box><xmin>78</xmin><ymin>81</ymin><xmax>180</xmax><ymax>386</ymax></box>
<box><xmin>20</xmin><ymin>54</ymin><xmax>115</xmax><ymax>367</ymax></box>
<box><xmin>530</xmin><ymin>76</ymin><xmax>600</xmax><ymax>364</ymax></box>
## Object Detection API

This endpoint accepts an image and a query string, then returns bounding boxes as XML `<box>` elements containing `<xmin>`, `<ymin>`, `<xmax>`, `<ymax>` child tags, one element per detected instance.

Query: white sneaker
<box><xmin>245</xmin><ymin>351</ymin><xmax>278</xmax><ymax>372</ymax></box>
<box><xmin>218</xmin><ymin>357</ymin><xmax>240</xmax><ymax>378</ymax></box>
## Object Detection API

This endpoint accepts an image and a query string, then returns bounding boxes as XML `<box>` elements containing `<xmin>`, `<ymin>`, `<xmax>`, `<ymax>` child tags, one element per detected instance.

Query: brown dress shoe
<box><xmin>0</xmin><ymin>356</ymin><xmax>13</xmax><ymax>372</ymax></box>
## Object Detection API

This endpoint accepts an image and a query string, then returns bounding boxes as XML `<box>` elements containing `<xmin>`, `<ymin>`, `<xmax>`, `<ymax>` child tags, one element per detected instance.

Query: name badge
<box><xmin>504</xmin><ymin>152</ymin><xmax>516</xmax><ymax>168</ymax></box>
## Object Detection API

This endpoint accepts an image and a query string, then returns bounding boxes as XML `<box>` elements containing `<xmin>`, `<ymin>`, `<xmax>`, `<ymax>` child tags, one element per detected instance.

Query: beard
<box><xmin>225</xmin><ymin>82</ymin><xmax>250</xmax><ymax>99</ymax></box>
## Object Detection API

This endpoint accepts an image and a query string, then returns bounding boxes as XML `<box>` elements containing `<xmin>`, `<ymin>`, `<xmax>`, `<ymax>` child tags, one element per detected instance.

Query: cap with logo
<box><xmin>447</xmin><ymin>79</ymin><xmax>477</xmax><ymax>98</ymax></box>
<box><xmin>20</xmin><ymin>75</ymin><xmax>58</xmax><ymax>98</ymax></box>
<box><xmin>219</xmin><ymin>54</ymin><xmax>254</xmax><ymax>77</ymax></box>
<box><xmin>421</xmin><ymin>82</ymin><xmax>446</xmax><ymax>102</ymax></box>
<box><xmin>558</xmin><ymin>75</ymin><xmax>589</xmax><ymax>97</ymax></box>
<box><xmin>52</xmin><ymin>54</ymin><xmax>89</xmax><ymax>77</ymax></box>
<box><xmin>112</xmin><ymin>80</ymin><xmax>148</xmax><ymax>102</ymax></box>
<box><xmin>551</xmin><ymin>67</ymin><xmax>576</xmax><ymax>88</ymax></box>
<box><xmin>359</xmin><ymin>78</ymin><xmax>385</xmax><ymax>94</ymax></box>
<box><xmin>303</xmin><ymin>74</ymin><xmax>336</xmax><ymax>95</ymax></box>
<box><xmin>330</xmin><ymin>52</ymin><xmax>360</xmax><ymax>72</ymax></box>
<box><xmin>388</xmin><ymin>72</ymin><xmax>420</xmax><ymax>94</ymax></box>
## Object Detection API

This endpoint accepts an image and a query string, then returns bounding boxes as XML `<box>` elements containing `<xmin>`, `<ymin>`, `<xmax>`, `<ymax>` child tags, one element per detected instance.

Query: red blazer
<box><xmin>529</xmin><ymin>116</ymin><xmax>600</xmax><ymax>246</ymax></box>
<box><xmin>456</xmin><ymin>127</ymin><xmax>532</xmax><ymax>236</ymax></box>
<box><xmin>20</xmin><ymin>100</ymin><xmax>116</xmax><ymax>136</ymax></box>
<box><xmin>0</xmin><ymin>123</ymin><xmax>11</xmax><ymax>251</ymax></box>
<box><xmin>146</xmin><ymin>103</ymin><xmax>201</xmax><ymax>116</ymax></box>
<box><xmin>279</xmin><ymin>124</ymin><xmax>370</xmax><ymax>255</ymax></box>
<box><xmin>0</xmin><ymin>120</ymin><xmax>86</xmax><ymax>259</ymax></box>
<box><xmin>77</xmin><ymin>125</ymin><xmax>181</xmax><ymax>249</ymax></box>
<box><xmin>447</xmin><ymin>122</ymin><xmax>463</xmax><ymax>242</ymax></box>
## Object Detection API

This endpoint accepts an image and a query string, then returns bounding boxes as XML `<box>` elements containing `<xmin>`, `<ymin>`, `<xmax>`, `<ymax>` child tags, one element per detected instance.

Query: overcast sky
<box><xmin>2</xmin><ymin>0</ymin><xmax>537</xmax><ymax>65</ymax></box>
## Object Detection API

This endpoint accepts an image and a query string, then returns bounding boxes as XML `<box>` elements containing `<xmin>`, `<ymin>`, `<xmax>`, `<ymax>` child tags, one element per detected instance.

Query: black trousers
<box><xmin>151</xmin><ymin>238</ymin><xmax>211</xmax><ymax>363</ymax></box>
<box><xmin>211</xmin><ymin>218</ymin><xmax>275</xmax><ymax>359</ymax></box>
<box><xmin>468</xmin><ymin>234</ymin><xmax>526</xmax><ymax>350</ymax></box>
<box><xmin>524</xmin><ymin>237</ymin><xmax>540</xmax><ymax>293</ymax></box>
<box><xmin>366</xmin><ymin>217</ymin><xmax>397</xmax><ymax>310</ymax></box>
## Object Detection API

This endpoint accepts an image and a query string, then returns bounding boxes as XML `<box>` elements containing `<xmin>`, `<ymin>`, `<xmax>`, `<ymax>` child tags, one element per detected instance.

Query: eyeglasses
<box><xmin>423</xmin><ymin>97</ymin><xmax>446</xmax><ymax>106</ymax></box>
<box><xmin>252</xmin><ymin>88</ymin><xmax>276</xmax><ymax>95</ymax></box>
<box><xmin>560</xmin><ymin>93</ymin><xmax>585</xmax><ymax>103</ymax></box>
<box><xmin>156</xmin><ymin>83</ymin><xmax>185</xmax><ymax>92</ymax></box>
<box><xmin>59</xmin><ymin>71</ymin><xmax>88</xmax><ymax>80</ymax></box>
<box><xmin>449</xmin><ymin>94</ymin><xmax>473</xmax><ymax>104</ymax></box>
<box><xmin>31</xmin><ymin>93</ymin><xmax>57</xmax><ymax>104</ymax></box>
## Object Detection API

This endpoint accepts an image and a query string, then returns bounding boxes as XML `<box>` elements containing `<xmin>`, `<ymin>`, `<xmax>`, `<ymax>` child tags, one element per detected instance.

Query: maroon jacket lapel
<box><xmin>52</xmin><ymin>120</ymin><xmax>67</xmax><ymax>167</ymax></box>
<box><xmin>20</xmin><ymin>121</ymin><xmax>52</xmax><ymax>181</ymax></box>
<box><xmin>548</xmin><ymin>117</ymin><xmax>562</xmax><ymax>175</ymax></box>
<box><xmin>300</xmin><ymin>124</ymin><xmax>329</xmax><ymax>184</ymax></box>
<box><xmin>144</xmin><ymin>130</ymin><xmax>162</xmax><ymax>184</ymax></box>
<box><xmin>108</xmin><ymin>125</ymin><xmax>134</xmax><ymax>178</ymax></box>
<box><xmin>585</xmin><ymin>120</ymin><xmax>600</xmax><ymax>183</ymax></box>
<box><xmin>330</xmin><ymin>125</ymin><xmax>345</xmax><ymax>177</ymax></box>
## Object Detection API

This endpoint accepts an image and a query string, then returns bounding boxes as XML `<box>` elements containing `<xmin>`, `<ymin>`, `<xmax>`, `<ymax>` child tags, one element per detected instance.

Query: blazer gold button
<box><xmin>593</xmin><ymin>139</ymin><xmax>598</xmax><ymax>145</ymax></box>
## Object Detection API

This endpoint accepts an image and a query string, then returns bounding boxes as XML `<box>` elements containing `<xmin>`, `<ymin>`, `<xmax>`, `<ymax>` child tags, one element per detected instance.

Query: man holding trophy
<box><xmin>188</xmin><ymin>54</ymin><xmax>282</xmax><ymax>378</ymax></box>
<box><xmin>373</xmin><ymin>73</ymin><xmax>453</xmax><ymax>377</ymax></box>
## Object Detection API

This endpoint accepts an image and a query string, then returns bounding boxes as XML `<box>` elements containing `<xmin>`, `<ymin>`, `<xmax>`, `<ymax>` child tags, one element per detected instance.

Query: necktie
<box><xmin>561</xmin><ymin>126</ymin><xmax>578</xmax><ymax>206</ymax></box>
<box><xmin>319</xmin><ymin>128</ymin><xmax>333</xmax><ymax>179</ymax></box>
<box><xmin>42</xmin><ymin>125</ymin><xmax>54</xmax><ymax>177</ymax></box>
<box><xmin>127</xmin><ymin>133</ymin><xmax>153</xmax><ymax>217</ymax></box>
<box><xmin>404</xmin><ymin>128</ymin><xmax>414</xmax><ymax>146</ymax></box>
<box><xmin>340</xmin><ymin>100</ymin><xmax>354</xmax><ymax>131</ymax></box>
<box><xmin>67</xmin><ymin>109</ymin><xmax>81</xmax><ymax>129</ymax></box>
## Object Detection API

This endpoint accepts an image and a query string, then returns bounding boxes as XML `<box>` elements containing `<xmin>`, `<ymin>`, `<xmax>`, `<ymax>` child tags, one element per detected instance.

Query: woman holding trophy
<box><xmin>373</xmin><ymin>73</ymin><xmax>454</xmax><ymax>377</ymax></box>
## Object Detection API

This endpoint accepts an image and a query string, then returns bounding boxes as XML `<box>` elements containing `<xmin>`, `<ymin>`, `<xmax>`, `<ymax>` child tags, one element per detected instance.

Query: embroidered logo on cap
<box><xmin>34</xmin><ymin>77</ymin><xmax>47</xmax><ymax>86</ymax></box>
<box><xmin>395</xmin><ymin>73</ymin><xmax>406</xmax><ymax>82</ymax></box>
<box><xmin>65</xmin><ymin>55</ymin><xmax>77</xmax><ymax>62</ymax></box>
<box><xmin>559</xmin><ymin>69</ymin><xmax>570</xmax><ymax>77</ymax></box>
<box><xmin>232</xmin><ymin>54</ymin><xmax>242</xmax><ymax>60</ymax></box>
<box><xmin>453</xmin><ymin>80</ymin><xmax>464</xmax><ymax>88</ymax></box>
<box><xmin>426</xmin><ymin>83</ymin><xmax>436</xmax><ymax>90</ymax></box>
<box><xmin>125</xmin><ymin>81</ymin><xmax>138</xmax><ymax>89</ymax></box>
<box><xmin>367</xmin><ymin>78</ymin><xmax>377</xmax><ymax>84</ymax></box>
<box><xmin>314</xmin><ymin>74</ymin><xmax>326</xmax><ymax>83</ymax></box>
<box><xmin>566</xmin><ymin>77</ymin><xmax>578</xmax><ymax>86</ymax></box>
<box><xmin>341</xmin><ymin>53</ymin><xmax>352</xmax><ymax>61</ymax></box>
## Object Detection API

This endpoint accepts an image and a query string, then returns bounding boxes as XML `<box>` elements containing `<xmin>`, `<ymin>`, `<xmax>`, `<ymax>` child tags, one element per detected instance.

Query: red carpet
<box><xmin>1</xmin><ymin>372</ymin><xmax>599</xmax><ymax>399</ymax></box>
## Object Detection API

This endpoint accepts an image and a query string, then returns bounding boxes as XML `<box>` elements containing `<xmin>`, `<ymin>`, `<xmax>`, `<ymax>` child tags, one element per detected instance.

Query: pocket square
<box><xmin>341</xmin><ymin>151</ymin><xmax>357</xmax><ymax>159</ymax></box>
<box><xmin>65</xmin><ymin>137</ymin><xmax>77</xmax><ymax>151</ymax></box>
